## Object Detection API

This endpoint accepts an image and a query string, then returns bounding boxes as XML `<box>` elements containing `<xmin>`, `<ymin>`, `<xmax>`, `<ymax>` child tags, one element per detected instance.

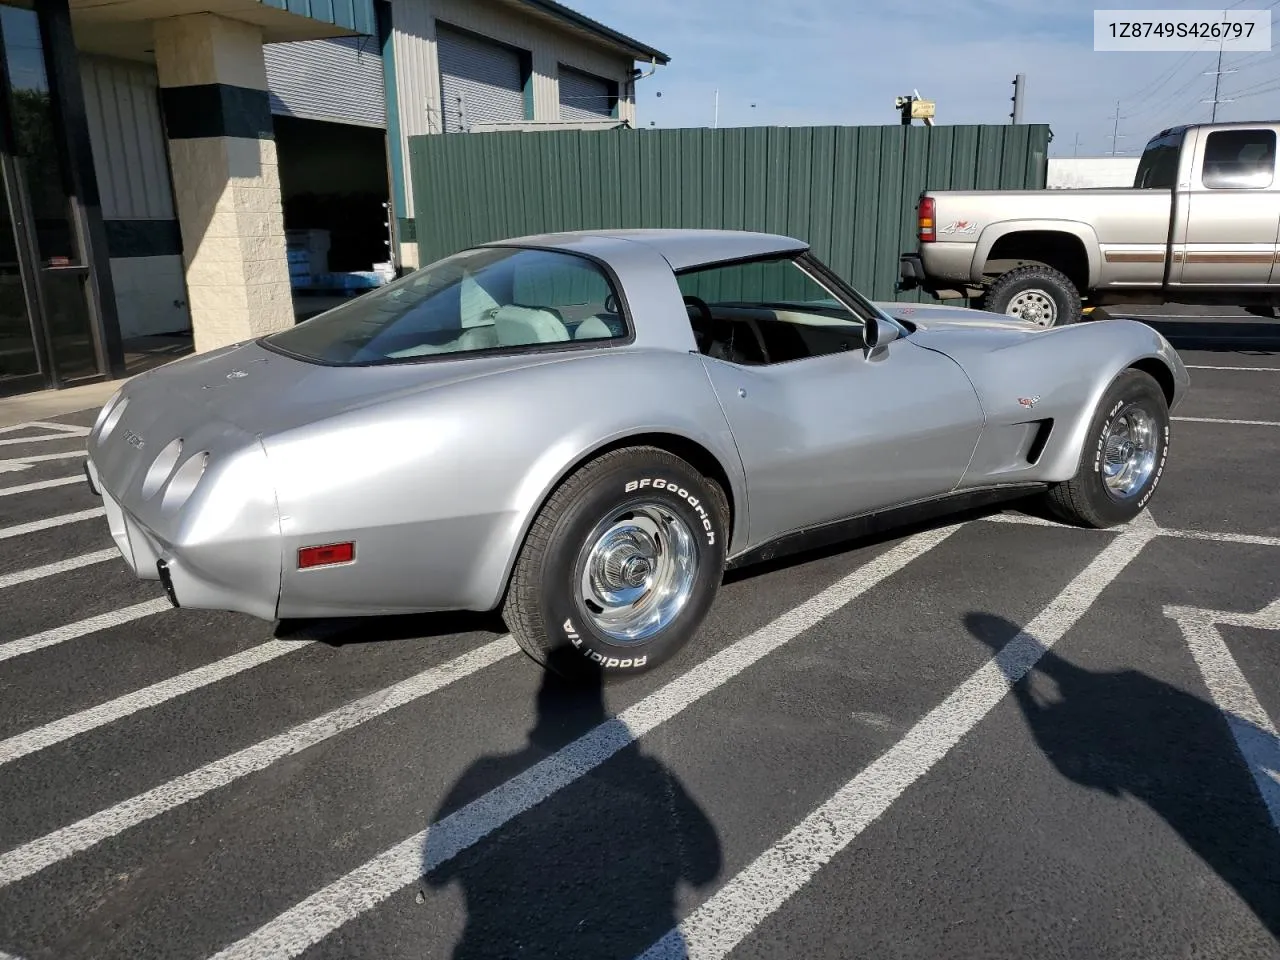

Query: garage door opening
<box><xmin>273</xmin><ymin>114</ymin><xmax>394</xmax><ymax>320</ymax></box>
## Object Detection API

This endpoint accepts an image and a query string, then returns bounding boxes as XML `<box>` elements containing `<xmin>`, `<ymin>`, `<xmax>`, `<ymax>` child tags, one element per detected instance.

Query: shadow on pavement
<box><xmin>966</xmin><ymin>612</ymin><xmax>1280</xmax><ymax>942</ymax></box>
<box><xmin>421</xmin><ymin>668</ymin><xmax>722</xmax><ymax>959</ymax></box>
<box><xmin>274</xmin><ymin>609</ymin><xmax>506</xmax><ymax>645</ymax></box>
<box><xmin>1121</xmin><ymin>317</ymin><xmax>1279</xmax><ymax>356</ymax></box>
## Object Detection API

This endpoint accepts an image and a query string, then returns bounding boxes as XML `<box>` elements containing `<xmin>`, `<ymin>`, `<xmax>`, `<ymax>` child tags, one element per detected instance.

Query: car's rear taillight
<box><xmin>918</xmin><ymin>196</ymin><xmax>935</xmax><ymax>243</ymax></box>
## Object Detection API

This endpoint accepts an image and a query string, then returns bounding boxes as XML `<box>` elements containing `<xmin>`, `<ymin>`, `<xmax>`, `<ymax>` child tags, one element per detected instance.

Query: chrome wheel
<box><xmin>577</xmin><ymin>501</ymin><xmax>697</xmax><ymax>643</ymax></box>
<box><xmin>1006</xmin><ymin>289</ymin><xmax>1057</xmax><ymax>326</ymax></box>
<box><xmin>1101</xmin><ymin>404</ymin><xmax>1158</xmax><ymax>499</ymax></box>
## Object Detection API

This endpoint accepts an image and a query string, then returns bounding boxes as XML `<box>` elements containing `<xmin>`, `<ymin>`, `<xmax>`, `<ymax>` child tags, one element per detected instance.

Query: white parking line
<box><xmin>0</xmin><ymin>635</ymin><xmax>520</xmax><ymax>887</ymax></box>
<box><xmin>1165</xmin><ymin>600</ymin><xmax>1280</xmax><ymax>833</ymax></box>
<box><xmin>1185</xmin><ymin>365</ymin><xmax>1280</xmax><ymax>372</ymax></box>
<box><xmin>0</xmin><ymin>599</ymin><xmax>171</xmax><ymax>665</ymax></box>
<box><xmin>983</xmin><ymin>511</ymin><xmax>1280</xmax><ymax>547</ymax></box>
<box><xmin>0</xmin><ymin>431</ymin><xmax>87</xmax><ymax>447</ymax></box>
<box><xmin>0</xmin><ymin>450</ymin><xmax>85</xmax><ymax>474</ymax></box>
<box><xmin>0</xmin><ymin>549</ymin><xmax>119</xmax><ymax>591</ymax></box>
<box><xmin>0</xmin><ymin>508</ymin><xmax>104</xmax><ymax>541</ymax></box>
<box><xmin>0</xmin><ymin>475</ymin><xmax>83</xmax><ymax>497</ymax></box>
<box><xmin>1161</xmin><ymin>527</ymin><xmax>1280</xmax><ymax>548</ymax></box>
<box><xmin>0</xmin><ymin>638</ymin><xmax>311</xmax><ymax>767</ymax></box>
<box><xmin>1173</xmin><ymin>416</ymin><xmax>1280</xmax><ymax>427</ymax></box>
<box><xmin>0</xmin><ymin>421</ymin><xmax>88</xmax><ymax>437</ymax></box>
<box><xmin>205</xmin><ymin>523</ymin><xmax>964</xmax><ymax>960</ymax></box>
<box><xmin>1122</xmin><ymin>313</ymin><xmax>1268</xmax><ymax>319</ymax></box>
<box><xmin>637</xmin><ymin>514</ymin><xmax>1160</xmax><ymax>960</ymax></box>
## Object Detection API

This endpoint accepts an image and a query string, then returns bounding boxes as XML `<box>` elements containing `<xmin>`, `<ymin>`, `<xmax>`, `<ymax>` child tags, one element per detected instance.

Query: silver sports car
<box><xmin>83</xmin><ymin>228</ymin><xmax>1189</xmax><ymax>680</ymax></box>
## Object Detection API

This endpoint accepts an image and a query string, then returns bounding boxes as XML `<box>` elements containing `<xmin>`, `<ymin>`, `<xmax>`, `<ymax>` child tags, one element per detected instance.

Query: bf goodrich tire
<box><xmin>1044</xmin><ymin>369</ymin><xmax>1170</xmax><ymax>528</ymax></box>
<box><xmin>502</xmin><ymin>446</ymin><xmax>729</xmax><ymax>682</ymax></box>
<box><xmin>982</xmin><ymin>263</ymin><xmax>1082</xmax><ymax>327</ymax></box>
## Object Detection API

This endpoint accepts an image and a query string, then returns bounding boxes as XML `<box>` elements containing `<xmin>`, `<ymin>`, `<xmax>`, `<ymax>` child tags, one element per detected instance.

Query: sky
<box><xmin>577</xmin><ymin>0</ymin><xmax>1280</xmax><ymax>157</ymax></box>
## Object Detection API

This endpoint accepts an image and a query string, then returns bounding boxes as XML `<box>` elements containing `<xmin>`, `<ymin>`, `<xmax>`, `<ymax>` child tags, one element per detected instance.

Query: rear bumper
<box><xmin>84</xmin><ymin>454</ymin><xmax>280</xmax><ymax>621</ymax></box>
<box><xmin>898</xmin><ymin>252</ymin><xmax>925</xmax><ymax>290</ymax></box>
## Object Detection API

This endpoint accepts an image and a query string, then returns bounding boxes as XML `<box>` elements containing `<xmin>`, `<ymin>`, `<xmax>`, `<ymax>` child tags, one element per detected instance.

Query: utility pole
<box><xmin>1009</xmin><ymin>73</ymin><xmax>1025</xmax><ymax>124</ymax></box>
<box><xmin>713</xmin><ymin>88</ymin><xmax>719</xmax><ymax>129</ymax></box>
<box><xmin>1201</xmin><ymin>44</ymin><xmax>1236</xmax><ymax>121</ymax></box>
<box><xmin>1106</xmin><ymin>101</ymin><xmax>1126</xmax><ymax>155</ymax></box>
<box><xmin>1072</xmin><ymin>132</ymin><xmax>1082</xmax><ymax>156</ymax></box>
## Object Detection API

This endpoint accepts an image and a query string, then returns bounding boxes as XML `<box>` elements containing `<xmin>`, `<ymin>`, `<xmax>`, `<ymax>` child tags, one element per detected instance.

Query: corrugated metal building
<box><xmin>0</xmin><ymin>0</ymin><xmax>667</xmax><ymax>397</ymax></box>
<box><xmin>385</xmin><ymin>0</ymin><xmax>669</xmax><ymax>267</ymax></box>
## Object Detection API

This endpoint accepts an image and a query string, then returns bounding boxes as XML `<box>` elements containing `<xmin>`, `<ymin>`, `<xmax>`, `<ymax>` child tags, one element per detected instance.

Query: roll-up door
<box><xmin>436</xmin><ymin>25</ymin><xmax>525</xmax><ymax>132</ymax></box>
<box><xmin>558</xmin><ymin>66</ymin><xmax>614</xmax><ymax>120</ymax></box>
<box><xmin>265</xmin><ymin>36</ymin><xmax>386</xmax><ymax>128</ymax></box>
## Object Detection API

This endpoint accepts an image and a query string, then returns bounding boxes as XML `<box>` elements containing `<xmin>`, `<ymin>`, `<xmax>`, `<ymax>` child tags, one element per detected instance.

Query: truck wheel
<box><xmin>1043</xmin><ymin>369</ymin><xmax>1169</xmax><ymax>528</ymax></box>
<box><xmin>502</xmin><ymin>446</ymin><xmax>729</xmax><ymax>683</ymax></box>
<box><xmin>982</xmin><ymin>264</ymin><xmax>1082</xmax><ymax>327</ymax></box>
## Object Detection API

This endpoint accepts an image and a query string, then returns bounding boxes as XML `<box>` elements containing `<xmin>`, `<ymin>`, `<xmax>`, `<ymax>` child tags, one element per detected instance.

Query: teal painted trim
<box><xmin>376</xmin><ymin>0</ymin><xmax>407</xmax><ymax>223</ymax></box>
<box><xmin>523</xmin><ymin>59</ymin><xmax>535</xmax><ymax>121</ymax></box>
<box><xmin>257</xmin><ymin>0</ymin><xmax>374</xmax><ymax>34</ymax></box>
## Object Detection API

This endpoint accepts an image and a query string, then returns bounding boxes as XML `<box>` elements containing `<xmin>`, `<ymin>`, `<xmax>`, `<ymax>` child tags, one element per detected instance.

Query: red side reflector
<box><xmin>298</xmin><ymin>542</ymin><xmax>354</xmax><ymax>568</ymax></box>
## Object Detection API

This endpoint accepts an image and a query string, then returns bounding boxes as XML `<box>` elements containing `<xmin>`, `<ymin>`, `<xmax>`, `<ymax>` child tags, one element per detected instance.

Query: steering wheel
<box><xmin>684</xmin><ymin>295</ymin><xmax>715</xmax><ymax>352</ymax></box>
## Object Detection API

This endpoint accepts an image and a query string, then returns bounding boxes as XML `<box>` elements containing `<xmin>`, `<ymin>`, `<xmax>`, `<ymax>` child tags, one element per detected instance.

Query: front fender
<box><xmin>1040</xmin><ymin>325</ymin><xmax>1187</xmax><ymax>481</ymax></box>
<box><xmin>972</xmin><ymin>219</ymin><xmax>1103</xmax><ymax>288</ymax></box>
<box><xmin>936</xmin><ymin>319</ymin><xmax>1188</xmax><ymax>486</ymax></box>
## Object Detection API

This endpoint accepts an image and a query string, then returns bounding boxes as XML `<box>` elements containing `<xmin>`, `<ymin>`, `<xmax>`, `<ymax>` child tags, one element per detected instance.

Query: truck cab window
<box><xmin>1201</xmin><ymin>129</ymin><xmax>1276</xmax><ymax>190</ymax></box>
<box><xmin>1134</xmin><ymin>132</ymin><xmax>1182</xmax><ymax>188</ymax></box>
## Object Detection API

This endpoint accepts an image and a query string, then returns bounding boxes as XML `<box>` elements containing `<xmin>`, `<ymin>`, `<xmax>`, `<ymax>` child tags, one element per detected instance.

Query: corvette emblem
<box><xmin>1018</xmin><ymin>396</ymin><xmax>1041</xmax><ymax>408</ymax></box>
<box><xmin>123</xmin><ymin>429</ymin><xmax>145</xmax><ymax>449</ymax></box>
<box><xmin>226</xmin><ymin>369</ymin><xmax>248</xmax><ymax>379</ymax></box>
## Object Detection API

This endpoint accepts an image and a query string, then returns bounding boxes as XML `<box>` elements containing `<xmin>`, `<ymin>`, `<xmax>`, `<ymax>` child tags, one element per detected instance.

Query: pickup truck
<box><xmin>898</xmin><ymin>121</ymin><xmax>1280</xmax><ymax>326</ymax></box>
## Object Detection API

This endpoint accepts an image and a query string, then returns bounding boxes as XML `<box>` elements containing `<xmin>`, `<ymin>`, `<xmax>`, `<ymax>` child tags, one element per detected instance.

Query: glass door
<box><xmin>0</xmin><ymin>151</ymin><xmax>46</xmax><ymax>393</ymax></box>
<box><xmin>0</xmin><ymin>1</ymin><xmax>104</xmax><ymax>394</ymax></box>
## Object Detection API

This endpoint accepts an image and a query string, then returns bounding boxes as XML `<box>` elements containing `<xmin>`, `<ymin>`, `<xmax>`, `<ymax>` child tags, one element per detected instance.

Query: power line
<box><xmin>1124</xmin><ymin>51</ymin><xmax>1198</xmax><ymax>102</ymax></box>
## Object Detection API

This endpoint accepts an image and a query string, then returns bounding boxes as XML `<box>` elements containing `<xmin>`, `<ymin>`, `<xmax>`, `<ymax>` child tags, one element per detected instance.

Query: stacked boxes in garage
<box><xmin>286</xmin><ymin>229</ymin><xmax>331</xmax><ymax>289</ymax></box>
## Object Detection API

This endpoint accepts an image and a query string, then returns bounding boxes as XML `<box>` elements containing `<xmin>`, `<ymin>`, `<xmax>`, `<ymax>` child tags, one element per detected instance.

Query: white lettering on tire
<box><xmin>625</xmin><ymin>478</ymin><xmax>717</xmax><ymax>545</ymax></box>
<box><xmin>1135</xmin><ymin>423</ymin><xmax>1169</xmax><ymax>510</ymax></box>
<box><xmin>1091</xmin><ymin>398</ymin><xmax>1169</xmax><ymax>511</ymax></box>
<box><xmin>561</xmin><ymin>617</ymin><xmax>646</xmax><ymax>668</ymax></box>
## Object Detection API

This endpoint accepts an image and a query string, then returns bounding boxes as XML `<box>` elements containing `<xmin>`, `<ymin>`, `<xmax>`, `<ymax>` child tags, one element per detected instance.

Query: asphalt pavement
<box><xmin>1</xmin><ymin>313</ymin><xmax>1278</xmax><ymax>960</ymax></box>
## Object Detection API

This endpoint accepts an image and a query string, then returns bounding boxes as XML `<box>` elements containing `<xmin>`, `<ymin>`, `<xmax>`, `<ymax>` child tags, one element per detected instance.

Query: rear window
<box><xmin>262</xmin><ymin>246</ymin><xmax>627</xmax><ymax>366</ymax></box>
<box><xmin>1134</xmin><ymin>131</ymin><xmax>1183</xmax><ymax>188</ymax></box>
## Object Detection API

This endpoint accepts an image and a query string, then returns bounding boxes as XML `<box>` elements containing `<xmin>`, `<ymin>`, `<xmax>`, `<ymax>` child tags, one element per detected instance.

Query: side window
<box><xmin>675</xmin><ymin>257</ymin><xmax>867</xmax><ymax>366</ymax></box>
<box><xmin>1134</xmin><ymin>134</ymin><xmax>1182</xmax><ymax>188</ymax></box>
<box><xmin>1201</xmin><ymin>129</ymin><xmax>1276</xmax><ymax>189</ymax></box>
<box><xmin>512</xmin><ymin>252</ymin><xmax>621</xmax><ymax>330</ymax></box>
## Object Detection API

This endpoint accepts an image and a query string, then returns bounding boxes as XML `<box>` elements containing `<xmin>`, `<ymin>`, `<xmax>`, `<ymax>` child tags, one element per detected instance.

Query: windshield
<box><xmin>262</xmin><ymin>246</ymin><xmax>628</xmax><ymax>366</ymax></box>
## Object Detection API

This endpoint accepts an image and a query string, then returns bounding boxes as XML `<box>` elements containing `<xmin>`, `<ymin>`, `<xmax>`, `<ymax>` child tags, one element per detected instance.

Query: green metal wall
<box><xmin>408</xmin><ymin>123</ymin><xmax>1050</xmax><ymax>301</ymax></box>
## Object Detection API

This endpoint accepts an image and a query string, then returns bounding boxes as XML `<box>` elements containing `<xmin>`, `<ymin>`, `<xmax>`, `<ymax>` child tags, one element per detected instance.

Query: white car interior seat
<box><xmin>573</xmin><ymin>315</ymin><xmax>614</xmax><ymax>340</ymax></box>
<box><xmin>494</xmin><ymin>304</ymin><xmax>569</xmax><ymax>345</ymax></box>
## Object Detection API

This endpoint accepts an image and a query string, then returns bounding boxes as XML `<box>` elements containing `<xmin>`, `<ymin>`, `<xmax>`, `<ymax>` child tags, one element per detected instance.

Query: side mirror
<box><xmin>864</xmin><ymin>314</ymin><xmax>901</xmax><ymax>349</ymax></box>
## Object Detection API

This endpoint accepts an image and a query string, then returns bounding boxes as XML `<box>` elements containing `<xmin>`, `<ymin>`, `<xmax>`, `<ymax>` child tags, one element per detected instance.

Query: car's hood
<box><xmin>873</xmin><ymin>300</ymin><xmax>1050</xmax><ymax>353</ymax></box>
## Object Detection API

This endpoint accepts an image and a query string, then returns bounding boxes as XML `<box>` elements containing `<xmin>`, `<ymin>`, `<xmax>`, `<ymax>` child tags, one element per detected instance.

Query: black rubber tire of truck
<box><xmin>981</xmin><ymin>263</ymin><xmax>1083</xmax><ymax>327</ymax></box>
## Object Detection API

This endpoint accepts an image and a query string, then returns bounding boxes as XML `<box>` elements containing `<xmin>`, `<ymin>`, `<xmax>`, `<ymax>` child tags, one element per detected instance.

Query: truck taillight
<box><xmin>918</xmin><ymin>197</ymin><xmax>935</xmax><ymax>242</ymax></box>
